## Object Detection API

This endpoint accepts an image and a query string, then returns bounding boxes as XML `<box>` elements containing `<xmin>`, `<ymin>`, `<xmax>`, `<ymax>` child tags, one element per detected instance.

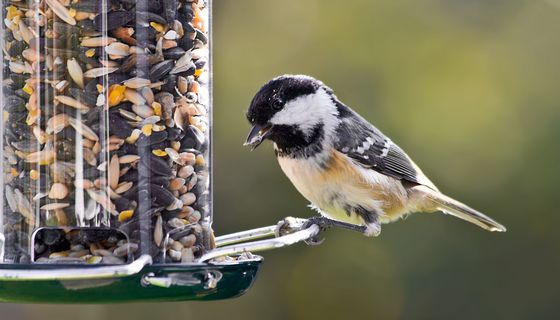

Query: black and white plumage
<box><xmin>245</xmin><ymin>75</ymin><xmax>506</xmax><ymax>236</ymax></box>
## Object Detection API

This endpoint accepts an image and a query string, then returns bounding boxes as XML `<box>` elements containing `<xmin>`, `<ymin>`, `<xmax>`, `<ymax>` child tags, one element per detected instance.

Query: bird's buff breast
<box><xmin>277</xmin><ymin>150</ymin><xmax>409</xmax><ymax>225</ymax></box>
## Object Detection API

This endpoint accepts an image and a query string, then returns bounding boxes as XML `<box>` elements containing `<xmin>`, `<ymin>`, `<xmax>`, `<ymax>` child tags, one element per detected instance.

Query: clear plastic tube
<box><xmin>1</xmin><ymin>0</ymin><xmax>212</xmax><ymax>264</ymax></box>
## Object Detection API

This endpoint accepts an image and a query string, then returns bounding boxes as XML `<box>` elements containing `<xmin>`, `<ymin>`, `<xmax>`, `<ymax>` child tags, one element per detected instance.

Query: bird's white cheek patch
<box><xmin>269</xmin><ymin>89</ymin><xmax>339</xmax><ymax>136</ymax></box>
<box><xmin>270</xmin><ymin>96</ymin><xmax>319</xmax><ymax>130</ymax></box>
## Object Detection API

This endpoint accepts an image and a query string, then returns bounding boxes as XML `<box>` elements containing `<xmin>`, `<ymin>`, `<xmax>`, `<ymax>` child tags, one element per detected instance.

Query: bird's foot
<box><xmin>302</xmin><ymin>216</ymin><xmax>331</xmax><ymax>245</ymax></box>
<box><xmin>279</xmin><ymin>216</ymin><xmax>375</xmax><ymax>245</ymax></box>
<box><xmin>301</xmin><ymin>216</ymin><xmax>374</xmax><ymax>244</ymax></box>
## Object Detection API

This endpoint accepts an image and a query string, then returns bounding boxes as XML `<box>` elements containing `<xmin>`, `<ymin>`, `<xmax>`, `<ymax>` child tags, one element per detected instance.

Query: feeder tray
<box><xmin>0</xmin><ymin>218</ymin><xmax>320</xmax><ymax>303</ymax></box>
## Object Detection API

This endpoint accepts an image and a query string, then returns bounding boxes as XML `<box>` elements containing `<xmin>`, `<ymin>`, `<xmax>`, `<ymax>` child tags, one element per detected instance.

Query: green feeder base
<box><xmin>0</xmin><ymin>258</ymin><xmax>262</xmax><ymax>303</ymax></box>
<box><xmin>0</xmin><ymin>217</ymin><xmax>323</xmax><ymax>304</ymax></box>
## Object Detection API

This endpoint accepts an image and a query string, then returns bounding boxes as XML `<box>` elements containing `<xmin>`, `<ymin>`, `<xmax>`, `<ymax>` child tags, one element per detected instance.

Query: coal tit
<box><xmin>245</xmin><ymin>75</ymin><xmax>506</xmax><ymax>236</ymax></box>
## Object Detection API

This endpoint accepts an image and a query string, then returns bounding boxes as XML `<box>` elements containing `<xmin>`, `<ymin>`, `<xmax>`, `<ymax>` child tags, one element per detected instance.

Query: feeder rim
<box><xmin>0</xmin><ymin>254</ymin><xmax>153</xmax><ymax>281</ymax></box>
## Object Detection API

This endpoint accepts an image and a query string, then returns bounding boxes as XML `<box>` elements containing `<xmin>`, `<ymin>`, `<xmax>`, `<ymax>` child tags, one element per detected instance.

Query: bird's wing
<box><xmin>333</xmin><ymin>106</ymin><xmax>437</xmax><ymax>190</ymax></box>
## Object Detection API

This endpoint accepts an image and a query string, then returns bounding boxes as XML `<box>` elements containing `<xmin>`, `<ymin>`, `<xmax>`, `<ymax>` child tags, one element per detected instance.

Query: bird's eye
<box><xmin>271</xmin><ymin>98</ymin><xmax>283</xmax><ymax>110</ymax></box>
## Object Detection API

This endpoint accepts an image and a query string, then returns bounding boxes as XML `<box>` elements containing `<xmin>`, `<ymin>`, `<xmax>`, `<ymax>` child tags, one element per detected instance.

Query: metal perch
<box><xmin>198</xmin><ymin>216</ymin><xmax>367</xmax><ymax>262</ymax></box>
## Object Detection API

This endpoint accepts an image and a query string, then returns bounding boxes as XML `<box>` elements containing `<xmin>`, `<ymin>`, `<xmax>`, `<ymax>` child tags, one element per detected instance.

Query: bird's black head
<box><xmin>244</xmin><ymin>75</ymin><xmax>338</xmax><ymax>153</ymax></box>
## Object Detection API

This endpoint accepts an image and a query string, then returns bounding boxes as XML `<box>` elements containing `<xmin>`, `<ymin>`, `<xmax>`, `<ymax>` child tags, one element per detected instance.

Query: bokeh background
<box><xmin>4</xmin><ymin>0</ymin><xmax>560</xmax><ymax>318</ymax></box>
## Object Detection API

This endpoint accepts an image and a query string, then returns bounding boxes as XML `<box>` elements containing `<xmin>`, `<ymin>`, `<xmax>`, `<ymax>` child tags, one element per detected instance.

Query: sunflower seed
<box><xmin>83</xmin><ymin>148</ymin><xmax>97</xmax><ymax>166</ymax></box>
<box><xmin>140</xmin><ymin>87</ymin><xmax>154</xmax><ymax>105</ymax></box>
<box><xmin>26</xmin><ymin>149</ymin><xmax>56</xmax><ymax>164</ymax></box>
<box><xmin>114</xmin><ymin>242</ymin><xmax>138</xmax><ymax>257</ymax></box>
<box><xmin>46</xmin><ymin>0</ymin><xmax>77</xmax><ymax>26</ymax></box>
<box><xmin>170</xmin><ymin>52</ymin><xmax>194</xmax><ymax>74</ymax></box>
<box><xmin>33</xmin><ymin>193</ymin><xmax>49</xmax><ymax>201</ymax></box>
<box><xmin>135</xmin><ymin>130</ymin><xmax>168</xmax><ymax>147</ymax></box>
<box><xmin>49</xmin><ymin>183</ymin><xmax>69</xmax><ymax>200</ymax></box>
<box><xmin>132</xmin><ymin>104</ymin><xmax>154</xmax><ymax>118</ymax></box>
<box><xmin>180</xmin><ymin>192</ymin><xmax>196</xmax><ymax>206</ymax></box>
<box><xmin>9</xmin><ymin>62</ymin><xmax>32</xmax><ymax>74</ymax></box>
<box><xmin>22</xmin><ymin>48</ymin><xmax>43</xmax><ymax>63</ymax></box>
<box><xmin>169</xmin><ymin>178</ymin><xmax>186</xmax><ymax>191</ymax></box>
<box><xmin>167</xmin><ymin>218</ymin><xmax>185</xmax><ymax>229</ymax></box>
<box><xmin>124</xmin><ymin>88</ymin><xmax>146</xmax><ymax>105</ymax></box>
<box><xmin>164</xmin><ymin>30</ymin><xmax>178</xmax><ymax>40</ymax></box>
<box><xmin>136</xmin><ymin>11</ymin><xmax>167</xmax><ymax>26</ymax></box>
<box><xmin>163</xmin><ymin>47</ymin><xmax>186</xmax><ymax>60</ymax></box>
<box><xmin>166</xmin><ymin>147</ymin><xmax>181</xmax><ymax>164</ymax></box>
<box><xmin>179</xmin><ymin>234</ymin><xmax>197</xmax><ymax>248</ymax></box>
<box><xmin>87</xmin><ymin>189</ymin><xmax>116</xmax><ymax>214</ymax></box>
<box><xmin>123</xmin><ymin>77</ymin><xmax>152</xmax><ymax>89</ymax></box>
<box><xmin>68</xmin><ymin>117</ymin><xmax>99</xmax><ymax>141</ymax></box>
<box><xmin>5</xmin><ymin>185</ymin><xmax>18</xmax><ymax>212</ymax></box>
<box><xmin>83</xmin><ymin>198</ymin><xmax>98</xmax><ymax>221</ymax></box>
<box><xmin>191</xmin><ymin>48</ymin><xmax>208</xmax><ymax>60</ymax></box>
<box><xmin>141</xmin><ymin>116</ymin><xmax>161</xmax><ymax>125</ymax></box>
<box><xmin>81</xmin><ymin>37</ymin><xmax>116</xmax><ymax>47</ymax></box>
<box><xmin>5</xmin><ymin>95</ymin><xmax>26</xmax><ymax>112</ymax></box>
<box><xmin>105</xmin><ymin>42</ymin><xmax>131</xmax><ymax>57</ymax></box>
<box><xmin>109</xmin><ymin>154</ymin><xmax>120</xmax><ymax>190</ymax></box>
<box><xmin>119</xmin><ymin>109</ymin><xmax>142</xmax><ymax>122</ymax></box>
<box><xmin>154</xmin><ymin>215</ymin><xmax>163</xmax><ymax>246</ymax></box>
<box><xmin>97</xmin><ymin>161</ymin><xmax>108</xmax><ymax>172</ymax></box>
<box><xmin>55</xmin><ymin>95</ymin><xmax>91</xmax><ymax>110</ymax></box>
<box><xmin>181</xmin><ymin>125</ymin><xmax>205</xmax><ymax>150</ymax></box>
<box><xmin>8</xmin><ymin>41</ymin><xmax>26</xmax><ymax>57</ymax></box>
<box><xmin>173</xmin><ymin>107</ymin><xmax>185</xmax><ymax>130</ymax></box>
<box><xmin>14</xmin><ymin>188</ymin><xmax>33</xmax><ymax>222</ymax></box>
<box><xmin>66</xmin><ymin>58</ymin><xmax>84</xmax><ymax>88</ymax></box>
<box><xmin>168</xmin><ymin>249</ymin><xmax>181</xmax><ymax>261</ymax></box>
<box><xmin>11</xmin><ymin>139</ymin><xmax>39</xmax><ymax>153</ymax></box>
<box><xmin>41</xmin><ymin>203</ymin><xmax>70</xmax><ymax>211</ymax></box>
<box><xmin>119</xmin><ymin>154</ymin><xmax>140</xmax><ymax>164</ymax></box>
<box><xmin>94</xmin><ymin>11</ymin><xmax>134</xmax><ymax>32</ymax></box>
<box><xmin>115</xmin><ymin>181</ymin><xmax>133</xmax><ymax>194</ymax></box>
<box><xmin>177</xmin><ymin>76</ymin><xmax>189</xmax><ymax>94</ymax></box>
<box><xmin>156</xmin><ymin>91</ymin><xmax>175</xmax><ymax>120</ymax></box>
<box><xmin>180</xmin><ymin>248</ymin><xmax>194</xmax><ymax>263</ymax></box>
<box><xmin>75</xmin><ymin>179</ymin><xmax>94</xmax><ymax>189</ymax></box>
<box><xmin>140</xmin><ymin>153</ymin><xmax>172</xmax><ymax>177</ymax></box>
<box><xmin>83</xmin><ymin>67</ymin><xmax>119</xmax><ymax>78</ymax></box>
<box><xmin>149</xmin><ymin>60</ymin><xmax>174</xmax><ymax>81</ymax></box>
<box><xmin>45</xmin><ymin>114</ymin><xmax>68</xmax><ymax>136</ymax></box>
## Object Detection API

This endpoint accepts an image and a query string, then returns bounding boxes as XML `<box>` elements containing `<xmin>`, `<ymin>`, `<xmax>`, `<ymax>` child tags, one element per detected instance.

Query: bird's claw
<box><xmin>302</xmin><ymin>216</ymin><xmax>331</xmax><ymax>246</ymax></box>
<box><xmin>304</xmin><ymin>236</ymin><xmax>325</xmax><ymax>246</ymax></box>
<box><xmin>277</xmin><ymin>216</ymin><xmax>369</xmax><ymax>245</ymax></box>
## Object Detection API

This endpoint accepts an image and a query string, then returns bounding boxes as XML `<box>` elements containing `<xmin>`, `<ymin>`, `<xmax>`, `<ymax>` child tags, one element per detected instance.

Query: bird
<box><xmin>244</xmin><ymin>74</ymin><xmax>506</xmax><ymax>238</ymax></box>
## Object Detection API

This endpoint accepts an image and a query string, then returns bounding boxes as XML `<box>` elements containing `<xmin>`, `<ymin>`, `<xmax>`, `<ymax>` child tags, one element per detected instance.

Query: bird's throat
<box><xmin>272</xmin><ymin>123</ymin><xmax>325</xmax><ymax>158</ymax></box>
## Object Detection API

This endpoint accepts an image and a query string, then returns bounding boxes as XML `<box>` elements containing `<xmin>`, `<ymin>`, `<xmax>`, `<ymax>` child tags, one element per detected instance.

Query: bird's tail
<box><xmin>417</xmin><ymin>186</ymin><xmax>506</xmax><ymax>232</ymax></box>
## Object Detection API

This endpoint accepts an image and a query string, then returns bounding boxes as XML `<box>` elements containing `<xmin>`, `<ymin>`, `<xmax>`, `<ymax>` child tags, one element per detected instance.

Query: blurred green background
<box><xmin>4</xmin><ymin>0</ymin><xmax>560</xmax><ymax>318</ymax></box>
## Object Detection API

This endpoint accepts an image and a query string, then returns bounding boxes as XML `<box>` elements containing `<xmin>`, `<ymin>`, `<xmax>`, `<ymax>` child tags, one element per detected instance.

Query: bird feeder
<box><xmin>0</xmin><ymin>0</ymin><xmax>326</xmax><ymax>303</ymax></box>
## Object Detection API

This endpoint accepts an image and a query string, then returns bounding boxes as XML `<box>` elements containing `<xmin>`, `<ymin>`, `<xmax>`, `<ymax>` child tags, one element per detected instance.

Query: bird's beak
<box><xmin>244</xmin><ymin>124</ymin><xmax>273</xmax><ymax>150</ymax></box>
